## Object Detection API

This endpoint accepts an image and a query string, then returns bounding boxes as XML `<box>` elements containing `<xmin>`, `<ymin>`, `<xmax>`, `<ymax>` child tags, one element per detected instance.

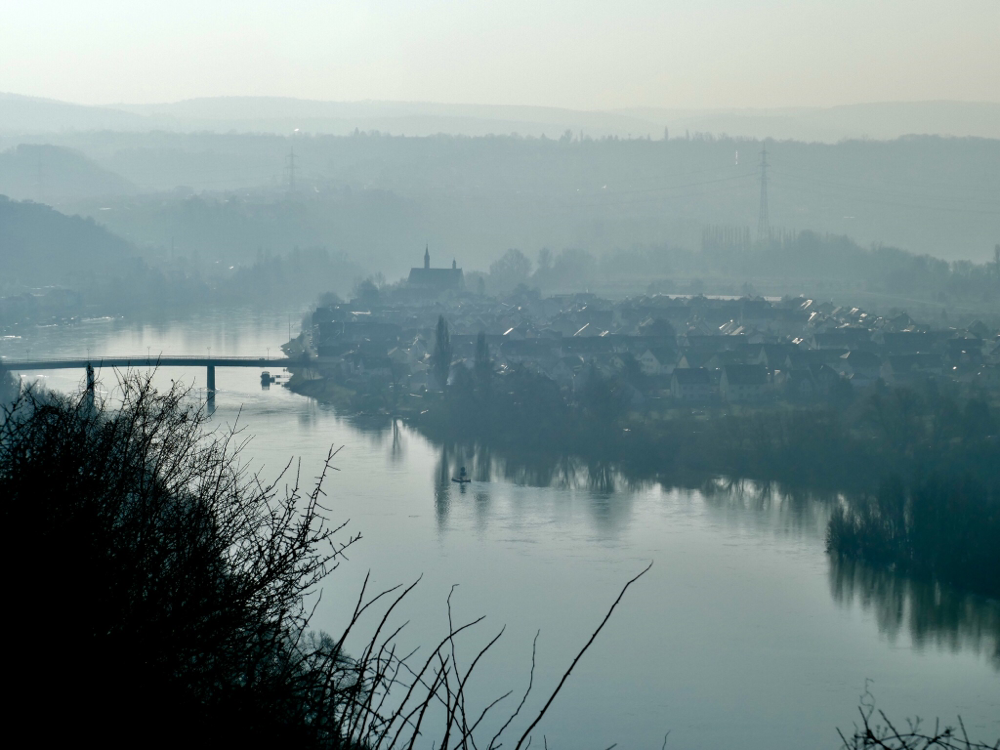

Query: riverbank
<box><xmin>288</xmin><ymin>365</ymin><xmax>1000</xmax><ymax>598</ymax></box>
<box><xmin>287</xmin><ymin>364</ymin><xmax>1000</xmax><ymax>491</ymax></box>
<box><xmin>285</xmin><ymin>372</ymin><xmax>357</xmax><ymax>409</ymax></box>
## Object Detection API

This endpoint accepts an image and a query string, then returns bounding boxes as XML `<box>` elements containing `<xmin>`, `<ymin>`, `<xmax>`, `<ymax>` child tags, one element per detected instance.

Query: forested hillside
<box><xmin>0</xmin><ymin>131</ymin><xmax>993</xmax><ymax>266</ymax></box>
<box><xmin>0</xmin><ymin>196</ymin><xmax>136</xmax><ymax>287</ymax></box>
<box><xmin>0</xmin><ymin>143</ymin><xmax>136</xmax><ymax>203</ymax></box>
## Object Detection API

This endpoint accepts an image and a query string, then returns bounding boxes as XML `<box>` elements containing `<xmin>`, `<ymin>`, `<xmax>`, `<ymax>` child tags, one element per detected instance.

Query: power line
<box><xmin>770</xmin><ymin>169</ymin><xmax>999</xmax><ymax>208</ymax></box>
<box><xmin>772</xmin><ymin>165</ymin><xmax>1000</xmax><ymax>205</ymax></box>
<box><xmin>765</xmin><ymin>154</ymin><xmax>998</xmax><ymax>196</ymax></box>
<box><xmin>588</xmin><ymin>162</ymin><xmax>755</xmax><ymax>189</ymax></box>
<box><xmin>576</xmin><ymin>171</ymin><xmax>756</xmax><ymax>199</ymax></box>
<box><xmin>566</xmin><ymin>180</ymin><xmax>754</xmax><ymax>210</ymax></box>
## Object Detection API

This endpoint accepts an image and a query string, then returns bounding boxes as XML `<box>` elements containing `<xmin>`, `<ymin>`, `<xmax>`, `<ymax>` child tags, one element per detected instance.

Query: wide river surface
<box><xmin>3</xmin><ymin>309</ymin><xmax>997</xmax><ymax>749</ymax></box>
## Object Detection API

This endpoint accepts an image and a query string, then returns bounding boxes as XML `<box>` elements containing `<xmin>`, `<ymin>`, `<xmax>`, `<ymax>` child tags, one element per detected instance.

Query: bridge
<box><xmin>0</xmin><ymin>355</ymin><xmax>299</xmax><ymax>393</ymax></box>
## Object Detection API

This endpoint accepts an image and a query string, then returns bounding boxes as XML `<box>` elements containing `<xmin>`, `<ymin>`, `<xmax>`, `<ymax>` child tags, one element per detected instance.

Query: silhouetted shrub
<box><xmin>1</xmin><ymin>376</ymin><xmax>357</xmax><ymax>745</ymax></box>
<box><xmin>0</xmin><ymin>375</ymin><xmax>649</xmax><ymax>748</ymax></box>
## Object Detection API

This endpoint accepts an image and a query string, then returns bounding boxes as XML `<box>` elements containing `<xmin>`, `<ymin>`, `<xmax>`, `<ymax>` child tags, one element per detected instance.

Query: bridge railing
<box><xmin>1</xmin><ymin>355</ymin><xmax>294</xmax><ymax>366</ymax></box>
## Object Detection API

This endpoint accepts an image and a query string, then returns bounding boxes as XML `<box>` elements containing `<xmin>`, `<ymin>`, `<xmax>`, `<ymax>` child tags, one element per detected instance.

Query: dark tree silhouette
<box><xmin>1</xmin><ymin>375</ymin><xmax>357</xmax><ymax>746</ymax></box>
<box><xmin>838</xmin><ymin>687</ymin><xmax>998</xmax><ymax>750</ymax></box>
<box><xmin>0</xmin><ymin>369</ymin><xmax>17</xmax><ymax>403</ymax></box>
<box><xmin>433</xmin><ymin>315</ymin><xmax>452</xmax><ymax>390</ymax></box>
<box><xmin>474</xmin><ymin>331</ymin><xmax>493</xmax><ymax>395</ymax></box>
<box><xmin>579</xmin><ymin>365</ymin><xmax>626</xmax><ymax>425</ymax></box>
<box><xmin>0</xmin><ymin>373</ymin><xmax>651</xmax><ymax>748</ymax></box>
<box><xmin>487</xmin><ymin>248</ymin><xmax>531</xmax><ymax>292</ymax></box>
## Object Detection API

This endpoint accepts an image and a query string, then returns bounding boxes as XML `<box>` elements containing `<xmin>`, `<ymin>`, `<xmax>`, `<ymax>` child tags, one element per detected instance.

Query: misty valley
<box><xmin>2</xmin><ymin>90</ymin><xmax>999</xmax><ymax>749</ymax></box>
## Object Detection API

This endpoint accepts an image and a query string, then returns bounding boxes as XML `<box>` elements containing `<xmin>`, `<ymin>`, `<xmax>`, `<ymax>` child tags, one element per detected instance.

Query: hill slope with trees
<box><xmin>0</xmin><ymin>195</ymin><xmax>137</xmax><ymax>287</ymax></box>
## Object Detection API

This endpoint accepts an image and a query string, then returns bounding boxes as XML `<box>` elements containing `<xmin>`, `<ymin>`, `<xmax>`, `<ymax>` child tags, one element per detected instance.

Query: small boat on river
<box><xmin>451</xmin><ymin>466</ymin><xmax>471</xmax><ymax>484</ymax></box>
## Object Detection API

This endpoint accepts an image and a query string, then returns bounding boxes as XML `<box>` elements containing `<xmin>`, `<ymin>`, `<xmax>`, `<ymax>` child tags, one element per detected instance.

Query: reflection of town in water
<box><xmin>422</xmin><ymin>429</ymin><xmax>1000</xmax><ymax>668</ymax></box>
<box><xmin>431</xmin><ymin>438</ymin><xmax>640</xmax><ymax>532</ymax></box>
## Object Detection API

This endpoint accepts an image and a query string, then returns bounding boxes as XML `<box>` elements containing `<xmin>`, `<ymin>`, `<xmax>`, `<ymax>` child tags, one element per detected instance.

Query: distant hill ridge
<box><xmin>2</xmin><ymin>92</ymin><xmax>998</xmax><ymax>142</ymax></box>
<box><xmin>0</xmin><ymin>92</ymin><xmax>148</xmax><ymax>133</ymax></box>
<box><xmin>0</xmin><ymin>143</ymin><xmax>137</xmax><ymax>203</ymax></box>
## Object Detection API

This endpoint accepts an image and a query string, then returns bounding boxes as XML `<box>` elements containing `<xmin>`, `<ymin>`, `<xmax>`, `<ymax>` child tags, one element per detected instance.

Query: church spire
<box><xmin>424</xmin><ymin>244</ymin><xmax>430</xmax><ymax>269</ymax></box>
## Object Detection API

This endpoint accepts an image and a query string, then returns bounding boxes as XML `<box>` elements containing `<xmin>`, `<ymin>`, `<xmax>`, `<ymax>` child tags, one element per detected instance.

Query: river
<box><xmin>3</xmin><ymin>309</ymin><xmax>997</xmax><ymax>749</ymax></box>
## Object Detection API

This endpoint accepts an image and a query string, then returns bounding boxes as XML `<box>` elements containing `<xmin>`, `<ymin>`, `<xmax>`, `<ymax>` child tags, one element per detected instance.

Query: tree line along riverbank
<box><xmin>287</xmin><ymin>355</ymin><xmax>1000</xmax><ymax>599</ymax></box>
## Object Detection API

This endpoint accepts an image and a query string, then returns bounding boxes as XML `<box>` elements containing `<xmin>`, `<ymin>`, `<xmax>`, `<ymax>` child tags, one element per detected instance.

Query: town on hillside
<box><xmin>288</xmin><ymin>250</ymin><xmax>1000</xmax><ymax>408</ymax></box>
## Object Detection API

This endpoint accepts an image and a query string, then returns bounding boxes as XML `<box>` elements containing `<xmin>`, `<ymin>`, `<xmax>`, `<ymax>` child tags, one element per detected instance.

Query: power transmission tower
<box><xmin>286</xmin><ymin>146</ymin><xmax>297</xmax><ymax>191</ymax></box>
<box><xmin>756</xmin><ymin>143</ymin><xmax>770</xmax><ymax>243</ymax></box>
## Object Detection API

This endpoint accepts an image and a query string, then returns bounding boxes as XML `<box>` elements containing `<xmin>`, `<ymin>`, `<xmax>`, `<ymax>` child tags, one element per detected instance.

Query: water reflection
<box><xmin>296</xmin><ymin>400</ymin><xmax>322</xmax><ymax>431</ymax></box>
<box><xmin>428</xmin><ymin>440</ymin><xmax>656</xmax><ymax>493</ymax></box>
<box><xmin>830</xmin><ymin>555</ymin><xmax>1000</xmax><ymax>669</ymax></box>
<box><xmin>425</xmin><ymin>442</ymin><xmax>646</xmax><ymax>534</ymax></box>
<box><xmin>425</xmin><ymin>437</ymin><xmax>1000</xmax><ymax>665</ymax></box>
<box><xmin>423</xmin><ymin>439</ymin><xmax>835</xmax><ymax>538</ymax></box>
<box><xmin>473</xmin><ymin>490</ymin><xmax>491</xmax><ymax>532</ymax></box>
<box><xmin>698</xmin><ymin>476</ymin><xmax>833</xmax><ymax>537</ymax></box>
<box><xmin>390</xmin><ymin>419</ymin><xmax>405</xmax><ymax>464</ymax></box>
<box><xmin>434</xmin><ymin>444</ymin><xmax>453</xmax><ymax>528</ymax></box>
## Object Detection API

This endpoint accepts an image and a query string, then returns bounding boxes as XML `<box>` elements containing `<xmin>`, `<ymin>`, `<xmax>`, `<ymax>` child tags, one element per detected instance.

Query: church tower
<box><xmin>408</xmin><ymin>244</ymin><xmax>464</xmax><ymax>293</ymax></box>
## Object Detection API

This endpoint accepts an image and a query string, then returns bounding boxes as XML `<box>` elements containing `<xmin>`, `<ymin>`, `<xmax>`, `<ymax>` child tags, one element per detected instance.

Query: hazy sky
<box><xmin>2</xmin><ymin>0</ymin><xmax>998</xmax><ymax>110</ymax></box>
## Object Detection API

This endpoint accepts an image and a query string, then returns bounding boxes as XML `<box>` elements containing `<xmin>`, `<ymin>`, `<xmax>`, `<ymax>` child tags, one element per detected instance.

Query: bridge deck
<box><xmin>0</xmin><ymin>356</ymin><xmax>296</xmax><ymax>370</ymax></box>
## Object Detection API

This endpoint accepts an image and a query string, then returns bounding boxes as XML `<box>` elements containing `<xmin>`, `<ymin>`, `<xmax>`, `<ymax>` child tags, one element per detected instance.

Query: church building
<box><xmin>407</xmin><ymin>245</ymin><xmax>464</xmax><ymax>293</ymax></box>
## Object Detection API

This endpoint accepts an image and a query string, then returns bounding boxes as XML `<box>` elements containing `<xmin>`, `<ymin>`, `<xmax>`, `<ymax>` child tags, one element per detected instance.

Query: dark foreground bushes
<box><xmin>0</xmin><ymin>375</ymin><xmax>650</xmax><ymax>748</ymax></box>
<box><xmin>1</xmin><ymin>377</ymin><xmax>356</xmax><ymax>746</ymax></box>
<box><xmin>840</xmin><ymin>701</ymin><xmax>1000</xmax><ymax>749</ymax></box>
<box><xmin>828</xmin><ymin>474</ymin><xmax>1000</xmax><ymax>598</ymax></box>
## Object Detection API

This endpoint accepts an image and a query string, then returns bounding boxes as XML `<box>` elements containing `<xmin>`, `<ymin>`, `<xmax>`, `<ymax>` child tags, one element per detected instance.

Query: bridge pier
<box><xmin>206</xmin><ymin>364</ymin><xmax>216</xmax><ymax>393</ymax></box>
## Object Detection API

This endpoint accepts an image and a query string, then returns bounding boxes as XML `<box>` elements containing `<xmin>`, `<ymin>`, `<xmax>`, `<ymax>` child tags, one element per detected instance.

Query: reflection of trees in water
<box><xmin>424</xmin><ymin>438</ymin><xmax>845</xmax><ymax>538</ymax></box>
<box><xmin>586</xmin><ymin>461</ymin><xmax>616</xmax><ymax>495</ymax></box>
<box><xmin>473</xmin><ymin>491</ymin><xmax>490</xmax><ymax>532</ymax></box>
<box><xmin>426</xmin><ymin>442</ymin><xmax>646</xmax><ymax>533</ymax></box>
<box><xmin>471</xmin><ymin>443</ymin><xmax>492</xmax><ymax>482</ymax></box>
<box><xmin>295</xmin><ymin>399</ymin><xmax>322</xmax><ymax>430</ymax></box>
<box><xmin>829</xmin><ymin>555</ymin><xmax>1000</xmax><ymax>668</ymax></box>
<box><xmin>432</xmin><ymin>444</ymin><xmax>492</xmax><ymax>530</ymax></box>
<box><xmin>389</xmin><ymin>418</ymin><xmax>405</xmax><ymax>464</ymax></box>
<box><xmin>424</xmin><ymin>434</ymin><xmax>1000</xmax><ymax>667</ymax></box>
<box><xmin>434</xmin><ymin>443</ymin><xmax>452</xmax><ymax>529</ymax></box>
<box><xmin>419</xmin><ymin>429</ymin><xmax>1000</xmax><ymax>667</ymax></box>
<box><xmin>336</xmin><ymin>413</ymin><xmax>394</xmax><ymax>446</ymax></box>
<box><xmin>697</xmin><ymin>476</ymin><xmax>835</xmax><ymax>537</ymax></box>
<box><xmin>432</xmin><ymin>440</ymin><xmax>657</xmax><ymax>494</ymax></box>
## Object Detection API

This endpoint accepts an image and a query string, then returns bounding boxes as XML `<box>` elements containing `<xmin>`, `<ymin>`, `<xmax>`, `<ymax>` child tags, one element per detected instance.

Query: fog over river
<box><xmin>3</xmin><ymin>309</ymin><xmax>997</xmax><ymax>749</ymax></box>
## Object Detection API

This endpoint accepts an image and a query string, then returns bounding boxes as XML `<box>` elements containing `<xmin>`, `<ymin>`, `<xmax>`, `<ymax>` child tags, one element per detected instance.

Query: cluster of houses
<box><xmin>297</xmin><ymin>251</ymin><xmax>1000</xmax><ymax>407</ymax></box>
